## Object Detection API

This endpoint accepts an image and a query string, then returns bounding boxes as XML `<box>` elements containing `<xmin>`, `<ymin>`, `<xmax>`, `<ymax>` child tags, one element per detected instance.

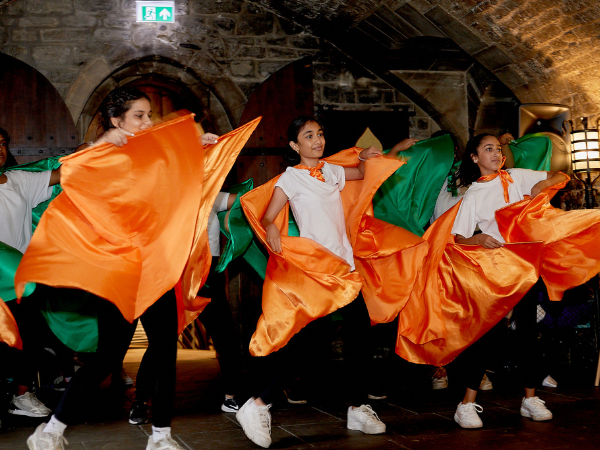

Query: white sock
<box><xmin>43</xmin><ymin>415</ymin><xmax>67</xmax><ymax>435</ymax></box>
<box><xmin>152</xmin><ymin>426</ymin><xmax>171</xmax><ymax>443</ymax></box>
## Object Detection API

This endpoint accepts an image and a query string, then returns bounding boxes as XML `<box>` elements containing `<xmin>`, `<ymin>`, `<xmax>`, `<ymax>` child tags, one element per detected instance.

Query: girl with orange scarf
<box><xmin>450</xmin><ymin>133</ymin><xmax>567</xmax><ymax>429</ymax></box>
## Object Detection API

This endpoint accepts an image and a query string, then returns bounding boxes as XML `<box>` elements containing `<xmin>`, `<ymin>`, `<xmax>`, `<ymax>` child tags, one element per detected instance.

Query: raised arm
<box><xmin>386</xmin><ymin>138</ymin><xmax>419</xmax><ymax>159</ymax></box>
<box><xmin>260</xmin><ymin>187</ymin><xmax>289</xmax><ymax>253</ymax></box>
<box><xmin>531</xmin><ymin>171</ymin><xmax>569</xmax><ymax>197</ymax></box>
<box><xmin>344</xmin><ymin>146</ymin><xmax>383</xmax><ymax>181</ymax></box>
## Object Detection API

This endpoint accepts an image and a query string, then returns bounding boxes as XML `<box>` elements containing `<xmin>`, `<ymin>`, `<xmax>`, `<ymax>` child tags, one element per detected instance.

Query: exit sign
<box><xmin>136</xmin><ymin>1</ymin><xmax>175</xmax><ymax>23</ymax></box>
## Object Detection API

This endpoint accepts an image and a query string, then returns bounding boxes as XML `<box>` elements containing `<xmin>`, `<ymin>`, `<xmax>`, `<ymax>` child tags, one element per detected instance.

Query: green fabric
<box><xmin>217</xmin><ymin>179</ymin><xmax>300</xmax><ymax>280</ymax></box>
<box><xmin>509</xmin><ymin>133</ymin><xmax>552</xmax><ymax>172</ymax></box>
<box><xmin>373</xmin><ymin>134</ymin><xmax>455</xmax><ymax>237</ymax></box>
<box><xmin>3</xmin><ymin>156</ymin><xmax>98</xmax><ymax>352</ymax></box>
<box><xmin>0</xmin><ymin>242</ymin><xmax>35</xmax><ymax>301</ymax></box>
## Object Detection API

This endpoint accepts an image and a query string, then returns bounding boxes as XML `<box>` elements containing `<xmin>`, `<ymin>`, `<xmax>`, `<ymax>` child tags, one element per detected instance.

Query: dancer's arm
<box><xmin>386</xmin><ymin>138</ymin><xmax>419</xmax><ymax>158</ymax></box>
<box><xmin>49</xmin><ymin>167</ymin><xmax>61</xmax><ymax>186</ymax></box>
<box><xmin>345</xmin><ymin>146</ymin><xmax>383</xmax><ymax>181</ymax></box>
<box><xmin>261</xmin><ymin>187</ymin><xmax>289</xmax><ymax>254</ymax></box>
<box><xmin>531</xmin><ymin>172</ymin><xmax>568</xmax><ymax>197</ymax></box>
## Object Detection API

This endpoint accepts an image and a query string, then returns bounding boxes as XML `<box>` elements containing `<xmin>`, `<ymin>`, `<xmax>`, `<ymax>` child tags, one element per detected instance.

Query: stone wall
<box><xmin>0</xmin><ymin>0</ymin><xmax>439</xmax><ymax>141</ymax></box>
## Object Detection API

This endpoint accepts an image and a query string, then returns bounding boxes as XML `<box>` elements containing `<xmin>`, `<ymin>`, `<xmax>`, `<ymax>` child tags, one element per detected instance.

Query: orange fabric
<box><xmin>15</xmin><ymin>114</ymin><xmax>260</xmax><ymax>329</ymax></box>
<box><xmin>496</xmin><ymin>179</ymin><xmax>600</xmax><ymax>301</ymax></box>
<box><xmin>241</xmin><ymin>149</ymin><xmax>430</xmax><ymax>355</ymax></box>
<box><xmin>0</xmin><ymin>299</ymin><xmax>22</xmax><ymax>349</ymax></box>
<box><xmin>241</xmin><ymin>176</ymin><xmax>363</xmax><ymax>357</ymax></box>
<box><xmin>396</xmin><ymin>202</ymin><xmax>544</xmax><ymax>366</ymax></box>
<box><xmin>325</xmin><ymin>149</ymin><xmax>429</xmax><ymax>324</ymax></box>
<box><xmin>477</xmin><ymin>158</ymin><xmax>513</xmax><ymax>203</ymax></box>
<box><xmin>294</xmin><ymin>161</ymin><xmax>325</xmax><ymax>182</ymax></box>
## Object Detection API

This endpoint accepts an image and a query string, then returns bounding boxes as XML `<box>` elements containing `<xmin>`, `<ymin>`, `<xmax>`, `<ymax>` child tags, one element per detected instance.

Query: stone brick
<box><xmin>213</xmin><ymin>17</ymin><xmax>236</xmax><ymax>35</ymax></box>
<box><xmin>1</xmin><ymin>45</ymin><xmax>29</xmax><ymax>61</ymax></box>
<box><xmin>41</xmin><ymin>29</ymin><xmax>89</xmax><ymax>42</ymax></box>
<box><xmin>288</xmin><ymin>32</ymin><xmax>319</xmax><ymax>49</ymax></box>
<box><xmin>74</xmin><ymin>0</ymin><xmax>118</xmax><ymax>13</ymax></box>
<box><xmin>190</xmin><ymin>0</ymin><xmax>243</xmax><ymax>15</ymax></box>
<box><xmin>230</xmin><ymin>60</ymin><xmax>254</xmax><ymax>77</ymax></box>
<box><xmin>62</xmin><ymin>15</ymin><xmax>98</xmax><ymax>27</ymax></box>
<box><xmin>93</xmin><ymin>28</ymin><xmax>132</xmax><ymax>43</ymax></box>
<box><xmin>314</xmin><ymin>63</ymin><xmax>340</xmax><ymax>82</ymax></box>
<box><xmin>0</xmin><ymin>26</ymin><xmax>6</xmax><ymax>46</ymax></box>
<box><xmin>572</xmin><ymin>22</ymin><xmax>600</xmax><ymax>39</ymax></box>
<box><xmin>238</xmin><ymin>15</ymin><xmax>274</xmax><ymax>36</ymax></box>
<box><xmin>46</xmin><ymin>69</ymin><xmax>79</xmax><ymax>83</ymax></box>
<box><xmin>32</xmin><ymin>46</ymin><xmax>72</xmax><ymax>67</ymax></box>
<box><xmin>26</xmin><ymin>0</ymin><xmax>73</xmax><ymax>15</ymax></box>
<box><xmin>176</xmin><ymin>17</ymin><xmax>209</xmax><ymax>35</ymax></box>
<box><xmin>19</xmin><ymin>17</ymin><xmax>61</xmax><ymax>27</ymax></box>
<box><xmin>103</xmin><ymin>17</ymin><xmax>132</xmax><ymax>29</ymax></box>
<box><xmin>408</xmin><ymin>0</ymin><xmax>434</xmax><ymax>14</ymax></box>
<box><xmin>267</xmin><ymin>47</ymin><xmax>297</xmax><ymax>58</ymax></box>
<box><xmin>12</xmin><ymin>29</ymin><xmax>39</xmax><ymax>42</ymax></box>
<box><xmin>236</xmin><ymin>45</ymin><xmax>265</xmax><ymax>58</ymax></box>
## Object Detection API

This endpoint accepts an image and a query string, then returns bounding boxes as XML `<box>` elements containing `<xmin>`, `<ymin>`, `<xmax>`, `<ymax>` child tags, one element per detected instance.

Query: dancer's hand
<box><xmin>359</xmin><ymin>146</ymin><xmax>382</xmax><ymax>160</ymax></box>
<box><xmin>498</xmin><ymin>133</ymin><xmax>514</xmax><ymax>146</ymax></box>
<box><xmin>456</xmin><ymin>233</ymin><xmax>503</xmax><ymax>249</ymax></box>
<box><xmin>265</xmin><ymin>223</ymin><xmax>282</xmax><ymax>254</ymax></box>
<box><xmin>94</xmin><ymin>127</ymin><xmax>135</xmax><ymax>147</ymax></box>
<box><xmin>201</xmin><ymin>133</ymin><xmax>219</xmax><ymax>146</ymax></box>
<box><xmin>388</xmin><ymin>138</ymin><xmax>419</xmax><ymax>158</ymax></box>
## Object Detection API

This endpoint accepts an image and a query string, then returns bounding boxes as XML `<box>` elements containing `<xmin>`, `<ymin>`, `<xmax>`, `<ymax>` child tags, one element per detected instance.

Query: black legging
<box><xmin>256</xmin><ymin>293</ymin><xmax>372</xmax><ymax>406</ymax></box>
<box><xmin>133</xmin><ymin>289</ymin><xmax>178</xmax><ymax>427</ymax></box>
<box><xmin>452</xmin><ymin>279</ymin><xmax>543</xmax><ymax>392</ymax></box>
<box><xmin>54</xmin><ymin>296</ymin><xmax>135</xmax><ymax>424</ymax></box>
<box><xmin>197</xmin><ymin>257</ymin><xmax>242</xmax><ymax>396</ymax></box>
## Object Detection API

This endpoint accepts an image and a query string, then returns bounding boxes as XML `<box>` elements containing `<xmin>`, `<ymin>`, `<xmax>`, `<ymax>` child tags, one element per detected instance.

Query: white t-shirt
<box><xmin>208</xmin><ymin>191</ymin><xmax>230</xmax><ymax>257</ymax></box>
<box><xmin>452</xmin><ymin>168</ymin><xmax>547</xmax><ymax>243</ymax></box>
<box><xmin>0</xmin><ymin>170</ymin><xmax>53</xmax><ymax>253</ymax></box>
<box><xmin>431</xmin><ymin>178</ymin><xmax>468</xmax><ymax>223</ymax></box>
<box><xmin>275</xmin><ymin>162</ymin><xmax>355</xmax><ymax>271</ymax></box>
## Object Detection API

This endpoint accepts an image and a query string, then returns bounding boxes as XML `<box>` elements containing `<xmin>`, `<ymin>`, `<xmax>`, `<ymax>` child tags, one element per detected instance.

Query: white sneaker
<box><xmin>521</xmin><ymin>396</ymin><xmax>553</xmax><ymax>421</ymax></box>
<box><xmin>27</xmin><ymin>423</ymin><xmax>68</xmax><ymax>450</ymax></box>
<box><xmin>146</xmin><ymin>435</ymin><xmax>185</xmax><ymax>449</ymax></box>
<box><xmin>454</xmin><ymin>402</ymin><xmax>483</xmax><ymax>428</ymax></box>
<box><xmin>542</xmin><ymin>375</ymin><xmax>558</xmax><ymax>388</ymax></box>
<box><xmin>432</xmin><ymin>367</ymin><xmax>448</xmax><ymax>390</ymax></box>
<box><xmin>479</xmin><ymin>374</ymin><xmax>493</xmax><ymax>391</ymax></box>
<box><xmin>347</xmin><ymin>404</ymin><xmax>386</xmax><ymax>434</ymax></box>
<box><xmin>236</xmin><ymin>398</ymin><xmax>272</xmax><ymax>448</ymax></box>
<box><xmin>9</xmin><ymin>392</ymin><xmax>52</xmax><ymax>417</ymax></box>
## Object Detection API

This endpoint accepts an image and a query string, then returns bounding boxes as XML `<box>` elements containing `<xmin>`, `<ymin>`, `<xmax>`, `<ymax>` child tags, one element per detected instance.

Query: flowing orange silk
<box><xmin>325</xmin><ymin>150</ymin><xmax>429</xmax><ymax>324</ymax></box>
<box><xmin>241</xmin><ymin>149</ymin><xmax>430</xmax><ymax>355</ymax></box>
<box><xmin>294</xmin><ymin>161</ymin><xmax>325</xmax><ymax>182</ymax></box>
<box><xmin>241</xmin><ymin>176</ymin><xmax>363</xmax><ymax>357</ymax></box>
<box><xmin>0</xmin><ymin>299</ymin><xmax>22</xmax><ymax>349</ymax></box>
<box><xmin>396</xmin><ymin>202</ymin><xmax>544</xmax><ymax>366</ymax></box>
<box><xmin>496</xmin><ymin>180</ymin><xmax>600</xmax><ymax>301</ymax></box>
<box><xmin>15</xmin><ymin>114</ymin><xmax>261</xmax><ymax>329</ymax></box>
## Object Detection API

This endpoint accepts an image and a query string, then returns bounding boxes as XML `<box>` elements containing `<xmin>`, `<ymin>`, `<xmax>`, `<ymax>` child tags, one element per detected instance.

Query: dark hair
<box><xmin>287</xmin><ymin>116</ymin><xmax>322</xmax><ymax>144</ymax></box>
<box><xmin>100</xmin><ymin>87</ymin><xmax>150</xmax><ymax>130</ymax></box>
<box><xmin>0</xmin><ymin>127</ymin><xmax>18</xmax><ymax>169</ymax></box>
<box><xmin>456</xmin><ymin>133</ymin><xmax>496</xmax><ymax>187</ymax></box>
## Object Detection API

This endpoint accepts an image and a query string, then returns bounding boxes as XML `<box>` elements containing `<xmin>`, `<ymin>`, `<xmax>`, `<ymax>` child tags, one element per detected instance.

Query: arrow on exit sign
<box><xmin>136</xmin><ymin>1</ymin><xmax>175</xmax><ymax>23</ymax></box>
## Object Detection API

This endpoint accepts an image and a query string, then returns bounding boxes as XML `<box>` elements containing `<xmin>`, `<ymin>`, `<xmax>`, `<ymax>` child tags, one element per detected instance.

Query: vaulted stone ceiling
<box><xmin>263</xmin><ymin>0</ymin><xmax>600</xmax><ymax>119</ymax></box>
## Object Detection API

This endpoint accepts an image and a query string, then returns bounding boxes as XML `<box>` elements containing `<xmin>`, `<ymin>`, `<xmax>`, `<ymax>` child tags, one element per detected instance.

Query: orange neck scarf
<box><xmin>295</xmin><ymin>161</ymin><xmax>325</xmax><ymax>182</ymax></box>
<box><xmin>477</xmin><ymin>157</ymin><xmax>513</xmax><ymax>203</ymax></box>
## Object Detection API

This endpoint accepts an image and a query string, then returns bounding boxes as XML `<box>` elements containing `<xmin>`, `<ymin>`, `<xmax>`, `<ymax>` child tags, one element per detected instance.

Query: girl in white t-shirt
<box><xmin>235</xmin><ymin>117</ymin><xmax>386</xmax><ymax>448</ymax></box>
<box><xmin>450</xmin><ymin>133</ymin><xmax>567</xmax><ymax>430</ymax></box>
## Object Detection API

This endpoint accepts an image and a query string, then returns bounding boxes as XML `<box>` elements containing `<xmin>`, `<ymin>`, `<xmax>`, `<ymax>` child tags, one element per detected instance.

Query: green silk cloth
<box><xmin>217</xmin><ymin>179</ymin><xmax>299</xmax><ymax>280</ymax></box>
<box><xmin>509</xmin><ymin>133</ymin><xmax>552</xmax><ymax>171</ymax></box>
<box><xmin>373</xmin><ymin>134</ymin><xmax>455</xmax><ymax>237</ymax></box>
<box><xmin>2</xmin><ymin>156</ymin><xmax>98</xmax><ymax>352</ymax></box>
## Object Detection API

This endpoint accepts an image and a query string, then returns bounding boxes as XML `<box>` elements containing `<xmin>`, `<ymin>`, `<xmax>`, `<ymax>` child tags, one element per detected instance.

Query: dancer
<box><xmin>235</xmin><ymin>117</ymin><xmax>386</xmax><ymax>449</ymax></box>
<box><xmin>450</xmin><ymin>133</ymin><xmax>566</xmax><ymax>428</ymax></box>
<box><xmin>25</xmin><ymin>87</ymin><xmax>219</xmax><ymax>450</ymax></box>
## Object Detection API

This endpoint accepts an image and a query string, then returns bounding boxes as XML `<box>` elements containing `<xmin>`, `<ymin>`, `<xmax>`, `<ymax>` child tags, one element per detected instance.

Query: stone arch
<box><xmin>66</xmin><ymin>56</ymin><xmax>247</xmax><ymax>142</ymax></box>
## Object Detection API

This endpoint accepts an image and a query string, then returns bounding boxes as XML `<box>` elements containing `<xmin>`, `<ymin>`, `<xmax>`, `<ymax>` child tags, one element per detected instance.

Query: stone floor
<box><xmin>1</xmin><ymin>348</ymin><xmax>599</xmax><ymax>449</ymax></box>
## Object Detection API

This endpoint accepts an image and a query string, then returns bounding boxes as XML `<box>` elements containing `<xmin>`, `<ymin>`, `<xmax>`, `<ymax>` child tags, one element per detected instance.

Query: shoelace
<box><xmin>361</xmin><ymin>405</ymin><xmax>382</xmax><ymax>422</ymax></box>
<box><xmin>526</xmin><ymin>397</ymin><xmax>546</xmax><ymax>407</ymax></box>
<box><xmin>257</xmin><ymin>405</ymin><xmax>272</xmax><ymax>429</ymax></box>
<box><xmin>465</xmin><ymin>402</ymin><xmax>483</xmax><ymax>414</ymax></box>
